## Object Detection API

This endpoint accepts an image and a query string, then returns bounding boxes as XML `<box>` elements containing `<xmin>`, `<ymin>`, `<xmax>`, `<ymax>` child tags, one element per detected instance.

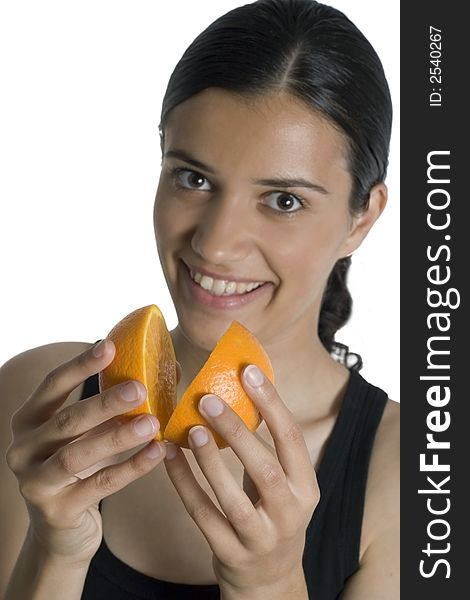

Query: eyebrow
<box><xmin>164</xmin><ymin>148</ymin><xmax>330</xmax><ymax>195</ymax></box>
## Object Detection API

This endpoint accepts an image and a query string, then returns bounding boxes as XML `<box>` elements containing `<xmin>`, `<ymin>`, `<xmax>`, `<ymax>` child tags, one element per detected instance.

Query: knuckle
<box><xmin>5</xmin><ymin>443</ymin><xmax>21</xmax><ymax>473</ymax></box>
<box><xmin>99</xmin><ymin>389</ymin><xmax>115</xmax><ymax>414</ymax></box>
<box><xmin>56</xmin><ymin>446</ymin><xmax>78</xmax><ymax>475</ymax></box>
<box><xmin>107</xmin><ymin>428</ymin><xmax>127</xmax><ymax>453</ymax></box>
<box><xmin>227</xmin><ymin>419</ymin><xmax>245</xmax><ymax>441</ymax></box>
<box><xmin>42</xmin><ymin>367</ymin><xmax>61</xmax><ymax>393</ymax></box>
<box><xmin>283</xmin><ymin>422</ymin><xmax>304</xmax><ymax>444</ymax></box>
<box><xmin>190</xmin><ymin>503</ymin><xmax>212</xmax><ymax>523</ymax></box>
<box><xmin>19</xmin><ymin>478</ymin><xmax>44</xmax><ymax>504</ymax></box>
<box><xmin>260</xmin><ymin>462</ymin><xmax>284</xmax><ymax>489</ymax></box>
<box><xmin>226</xmin><ymin>500</ymin><xmax>254</xmax><ymax>524</ymax></box>
<box><xmin>95</xmin><ymin>468</ymin><xmax>117</xmax><ymax>493</ymax></box>
<box><xmin>129</xmin><ymin>452</ymin><xmax>152</xmax><ymax>476</ymax></box>
<box><xmin>53</xmin><ymin>407</ymin><xmax>77</xmax><ymax>436</ymax></box>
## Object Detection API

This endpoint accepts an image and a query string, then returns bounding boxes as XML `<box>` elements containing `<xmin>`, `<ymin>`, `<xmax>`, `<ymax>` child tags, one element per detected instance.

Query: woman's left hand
<box><xmin>163</xmin><ymin>364</ymin><xmax>319</xmax><ymax>600</ymax></box>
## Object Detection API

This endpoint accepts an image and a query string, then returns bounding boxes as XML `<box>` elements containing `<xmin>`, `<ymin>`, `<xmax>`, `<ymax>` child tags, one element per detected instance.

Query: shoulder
<box><xmin>358</xmin><ymin>398</ymin><xmax>399</xmax><ymax>581</ymax></box>
<box><xmin>1</xmin><ymin>340</ymin><xmax>94</xmax><ymax>383</ymax></box>
<box><xmin>362</xmin><ymin>397</ymin><xmax>399</xmax><ymax>548</ymax></box>
<box><xmin>370</xmin><ymin>397</ymin><xmax>400</xmax><ymax>487</ymax></box>
<box><xmin>0</xmin><ymin>341</ymin><xmax>94</xmax><ymax>410</ymax></box>
<box><xmin>370</xmin><ymin>396</ymin><xmax>400</xmax><ymax>474</ymax></box>
<box><xmin>339</xmin><ymin>398</ymin><xmax>399</xmax><ymax>598</ymax></box>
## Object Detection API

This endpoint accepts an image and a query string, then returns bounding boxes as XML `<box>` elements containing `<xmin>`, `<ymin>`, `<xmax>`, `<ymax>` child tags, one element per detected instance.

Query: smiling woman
<box><xmin>1</xmin><ymin>1</ymin><xmax>398</xmax><ymax>599</ymax></box>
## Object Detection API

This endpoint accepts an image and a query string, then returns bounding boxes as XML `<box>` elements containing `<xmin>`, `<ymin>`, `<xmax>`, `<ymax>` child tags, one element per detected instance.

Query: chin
<box><xmin>176</xmin><ymin>313</ymin><xmax>232</xmax><ymax>352</ymax></box>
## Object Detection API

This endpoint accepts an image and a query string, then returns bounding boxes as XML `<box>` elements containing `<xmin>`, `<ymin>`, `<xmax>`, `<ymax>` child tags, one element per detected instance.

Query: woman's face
<box><xmin>154</xmin><ymin>88</ymin><xmax>365</xmax><ymax>351</ymax></box>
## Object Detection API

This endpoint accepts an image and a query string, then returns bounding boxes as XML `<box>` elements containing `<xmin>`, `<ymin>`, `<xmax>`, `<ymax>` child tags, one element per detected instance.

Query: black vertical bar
<box><xmin>401</xmin><ymin>1</ymin><xmax>466</xmax><ymax>597</ymax></box>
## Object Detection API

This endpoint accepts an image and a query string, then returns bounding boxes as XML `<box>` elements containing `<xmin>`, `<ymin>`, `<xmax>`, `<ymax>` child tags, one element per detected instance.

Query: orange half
<box><xmin>164</xmin><ymin>321</ymin><xmax>274</xmax><ymax>448</ymax></box>
<box><xmin>98</xmin><ymin>305</ymin><xmax>176</xmax><ymax>440</ymax></box>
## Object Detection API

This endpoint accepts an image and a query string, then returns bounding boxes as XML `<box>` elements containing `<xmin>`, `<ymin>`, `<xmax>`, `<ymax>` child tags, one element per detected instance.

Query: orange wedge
<box><xmin>98</xmin><ymin>305</ymin><xmax>176</xmax><ymax>441</ymax></box>
<box><xmin>164</xmin><ymin>320</ymin><xmax>274</xmax><ymax>448</ymax></box>
<box><xmin>98</xmin><ymin>305</ymin><xmax>274</xmax><ymax>448</ymax></box>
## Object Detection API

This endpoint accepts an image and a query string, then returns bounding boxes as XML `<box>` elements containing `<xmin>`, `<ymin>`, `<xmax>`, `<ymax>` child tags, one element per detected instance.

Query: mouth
<box><xmin>180</xmin><ymin>261</ymin><xmax>273</xmax><ymax>309</ymax></box>
<box><xmin>188</xmin><ymin>268</ymin><xmax>265</xmax><ymax>297</ymax></box>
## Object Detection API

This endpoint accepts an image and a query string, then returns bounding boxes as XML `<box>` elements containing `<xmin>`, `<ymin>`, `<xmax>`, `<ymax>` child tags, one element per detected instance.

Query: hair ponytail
<box><xmin>318</xmin><ymin>256</ymin><xmax>352</xmax><ymax>352</ymax></box>
<box><xmin>319</xmin><ymin>257</ymin><xmax>363</xmax><ymax>370</ymax></box>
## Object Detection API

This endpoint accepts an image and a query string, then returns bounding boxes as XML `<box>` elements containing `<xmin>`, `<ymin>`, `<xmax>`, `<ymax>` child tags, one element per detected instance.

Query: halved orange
<box><xmin>98</xmin><ymin>304</ymin><xmax>274</xmax><ymax>449</ymax></box>
<box><xmin>98</xmin><ymin>305</ymin><xmax>176</xmax><ymax>441</ymax></box>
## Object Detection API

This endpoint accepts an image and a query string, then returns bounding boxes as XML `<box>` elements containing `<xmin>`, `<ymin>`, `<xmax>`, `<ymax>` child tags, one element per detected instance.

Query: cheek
<box><xmin>154</xmin><ymin>186</ymin><xmax>184</xmax><ymax>249</ymax></box>
<box><xmin>272</xmin><ymin>215</ymin><xmax>350</xmax><ymax>285</ymax></box>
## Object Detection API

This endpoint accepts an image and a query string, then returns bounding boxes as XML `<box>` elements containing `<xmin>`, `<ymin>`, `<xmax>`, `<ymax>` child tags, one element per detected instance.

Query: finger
<box><xmin>163</xmin><ymin>442</ymin><xmax>243</xmax><ymax>557</ymax></box>
<box><xmin>37</xmin><ymin>413</ymin><xmax>160</xmax><ymax>490</ymax></box>
<box><xmin>187</xmin><ymin>426</ymin><xmax>261</xmax><ymax>543</ymax></box>
<box><xmin>66</xmin><ymin>438</ymin><xmax>166</xmax><ymax>512</ymax></box>
<box><xmin>18</xmin><ymin>340</ymin><xmax>115</xmax><ymax>426</ymax></box>
<box><xmin>198</xmin><ymin>393</ymin><xmax>293</xmax><ymax>512</ymax></box>
<box><xmin>33</xmin><ymin>379</ymin><xmax>148</xmax><ymax>459</ymax></box>
<box><xmin>241</xmin><ymin>365</ymin><xmax>318</xmax><ymax>497</ymax></box>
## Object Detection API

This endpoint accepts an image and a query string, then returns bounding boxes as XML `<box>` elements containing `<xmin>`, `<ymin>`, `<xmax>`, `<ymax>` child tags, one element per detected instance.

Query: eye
<box><xmin>264</xmin><ymin>191</ymin><xmax>304</xmax><ymax>214</ymax></box>
<box><xmin>173</xmin><ymin>168</ymin><xmax>211</xmax><ymax>191</ymax></box>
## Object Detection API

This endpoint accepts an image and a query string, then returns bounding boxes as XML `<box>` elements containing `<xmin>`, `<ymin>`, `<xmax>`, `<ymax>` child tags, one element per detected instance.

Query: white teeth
<box><xmin>211</xmin><ymin>279</ymin><xmax>227</xmax><ymax>296</ymax></box>
<box><xmin>189</xmin><ymin>268</ymin><xmax>263</xmax><ymax>296</ymax></box>
<box><xmin>235</xmin><ymin>282</ymin><xmax>249</xmax><ymax>294</ymax></box>
<box><xmin>200</xmin><ymin>275</ymin><xmax>214</xmax><ymax>291</ymax></box>
<box><xmin>225</xmin><ymin>281</ymin><xmax>237</xmax><ymax>295</ymax></box>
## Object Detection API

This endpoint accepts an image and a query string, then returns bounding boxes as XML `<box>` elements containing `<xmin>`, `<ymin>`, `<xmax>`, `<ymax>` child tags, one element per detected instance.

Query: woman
<box><xmin>1</xmin><ymin>0</ymin><xmax>399</xmax><ymax>598</ymax></box>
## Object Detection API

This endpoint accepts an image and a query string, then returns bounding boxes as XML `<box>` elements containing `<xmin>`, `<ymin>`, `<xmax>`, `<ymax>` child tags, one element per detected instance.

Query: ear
<box><xmin>159</xmin><ymin>129</ymin><xmax>165</xmax><ymax>165</ymax></box>
<box><xmin>339</xmin><ymin>183</ymin><xmax>388</xmax><ymax>258</ymax></box>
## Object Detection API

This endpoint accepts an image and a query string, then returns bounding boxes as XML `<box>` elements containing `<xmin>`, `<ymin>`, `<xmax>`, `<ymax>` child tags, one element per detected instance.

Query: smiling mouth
<box><xmin>188</xmin><ymin>268</ymin><xmax>266</xmax><ymax>297</ymax></box>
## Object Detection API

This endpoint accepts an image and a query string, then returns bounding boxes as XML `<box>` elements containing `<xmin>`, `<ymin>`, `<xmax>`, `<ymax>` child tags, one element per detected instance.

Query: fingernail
<box><xmin>164</xmin><ymin>442</ymin><xmax>178</xmax><ymax>460</ymax></box>
<box><xmin>145</xmin><ymin>441</ymin><xmax>163</xmax><ymax>459</ymax></box>
<box><xmin>199</xmin><ymin>394</ymin><xmax>224</xmax><ymax>417</ymax></box>
<box><xmin>244</xmin><ymin>365</ymin><xmax>265</xmax><ymax>387</ymax></box>
<box><xmin>133</xmin><ymin>415</ymin><xmax>157</xmax><ymax>436</ymax></box>
<box><xmin>189</xmin><ymin>426</ymin><xmax>209</xmax><ymax>448</ymax></box>
<box><xmin>121</xmin><ymin>382</ymin><xmax>141</xmax><ymax>402</ymax></box>
<box><xmin>92</xmin><ymin>340</ymin><xmax>106</xmax><ymax>358</ymax></box>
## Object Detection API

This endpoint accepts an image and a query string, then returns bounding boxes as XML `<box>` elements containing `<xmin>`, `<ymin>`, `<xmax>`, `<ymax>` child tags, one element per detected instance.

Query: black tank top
<box><xmin>80</xmin><ymin>368</ymin><xmax>388</xmax><ymax>600</ymax></box>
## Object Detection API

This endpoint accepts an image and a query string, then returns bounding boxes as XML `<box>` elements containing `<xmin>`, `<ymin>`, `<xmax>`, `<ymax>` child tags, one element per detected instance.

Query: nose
<box><xmin>190</xmin><ymin>192</ymin><xmax>252</xmax><ymax>265</ymax></box>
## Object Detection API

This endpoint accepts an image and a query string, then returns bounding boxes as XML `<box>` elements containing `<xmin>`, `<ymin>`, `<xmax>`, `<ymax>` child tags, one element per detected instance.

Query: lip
<box><xmin>180</xmin><ymin>261</ymin><xmax>273</xmax><ymax>310</ymax></box>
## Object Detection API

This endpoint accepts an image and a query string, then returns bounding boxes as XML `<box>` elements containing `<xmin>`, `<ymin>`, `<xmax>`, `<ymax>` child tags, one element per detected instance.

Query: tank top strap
<box><xmin>304</xmin><ymin>369</ymin><xmax>388</xmax><ymax>579</ymax></box>
<box><xmin>340</xmin><ymin>372</ymin><xmax>388</xmax><ymax>572</ymax></box>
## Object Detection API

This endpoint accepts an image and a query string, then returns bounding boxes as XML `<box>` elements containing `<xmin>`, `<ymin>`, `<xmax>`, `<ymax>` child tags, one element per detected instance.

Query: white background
<box><xmin>0</xmin><ymin>1</ymin><xmax>400</xmax><ymax>401</ymax></box>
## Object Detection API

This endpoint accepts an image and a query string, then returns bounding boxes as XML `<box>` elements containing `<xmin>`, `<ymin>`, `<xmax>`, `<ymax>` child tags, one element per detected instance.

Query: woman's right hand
<box><xmin>5</xmin><ymin>339</ymin><xmax>167</xmax><ymax>566</ymax></box>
